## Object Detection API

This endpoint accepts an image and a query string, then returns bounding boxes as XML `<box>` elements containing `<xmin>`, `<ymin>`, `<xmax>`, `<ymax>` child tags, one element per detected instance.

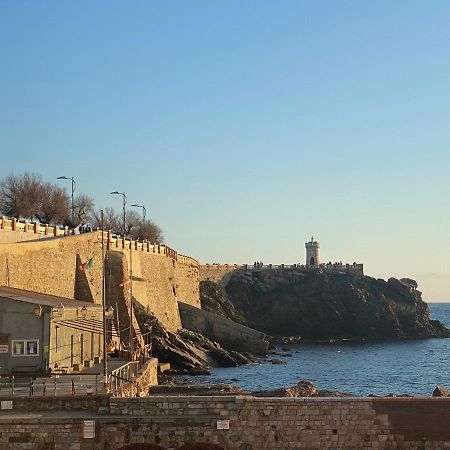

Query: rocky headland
<box><xmin>201</xmin><ymin>270</ymin><xmax>449</xmax><ymax>341</ymax></box>
<box><xmin>133</xmin><ymin>301</ymin><xmax>258</xmax><ymax>375</ymax></box>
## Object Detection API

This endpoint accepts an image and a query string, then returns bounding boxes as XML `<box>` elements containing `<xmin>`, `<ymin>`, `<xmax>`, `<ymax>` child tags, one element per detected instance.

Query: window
<box><xmin>11</xmin><ymin>339</ymin><xmax>39</xmax><ymax>357</ymax></box>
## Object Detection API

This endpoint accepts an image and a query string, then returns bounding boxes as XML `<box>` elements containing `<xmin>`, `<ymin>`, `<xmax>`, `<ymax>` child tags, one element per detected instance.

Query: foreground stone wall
<box><xmin>2</xmin><ymin>396</ymin><xmax>450</xmax><ymax>449</ymax></box>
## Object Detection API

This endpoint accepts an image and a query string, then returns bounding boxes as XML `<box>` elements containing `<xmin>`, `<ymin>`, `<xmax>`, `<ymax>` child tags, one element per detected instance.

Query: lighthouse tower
<box><xmin>305</xmin><ymin>236</ymin><xmax>320</xmax><ymax>267</ymax></box>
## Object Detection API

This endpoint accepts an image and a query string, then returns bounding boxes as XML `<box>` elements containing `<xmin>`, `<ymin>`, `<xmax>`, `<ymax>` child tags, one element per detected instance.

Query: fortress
<box><xmin>201</xmin><ymin>236</ymin><xmax>364</xmax><ymax>284</ymax></box>
<box><xmin>2</xmin><ymin>218</ymin><xmax>450</xmax><ymax>450</ymax></box>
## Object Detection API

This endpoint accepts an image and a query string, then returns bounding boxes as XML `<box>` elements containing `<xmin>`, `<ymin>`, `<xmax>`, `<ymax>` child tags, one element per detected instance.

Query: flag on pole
<box><xmin>79</xmin><ymin>257</ymin><xmax>94</xmax><ymax>271</ymax></box>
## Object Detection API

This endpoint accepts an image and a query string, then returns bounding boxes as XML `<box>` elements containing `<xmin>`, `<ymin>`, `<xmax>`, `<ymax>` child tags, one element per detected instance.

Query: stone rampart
<box><xmin>1</xmin><ymin>396</ymin><xmax>450</xmax><ymax>449</ymax></box>
<box><xmin>0</xmin><ymin>227</ymin><xmax>200</xmax><ymax>332</ymax></box>
<box><xmin>178</xmin><ymin>302</ymin><xmax>268</xmax><ymax>355</ymax></box>
<box><xmin>201</xmin><ymin>262</ymin><xmax>364</xmax><ymax>286</ymax></box>
<box><xmin>0</xmin><ymin>216</ymin><xmax>71</xmax><ymax>243</ymax></box>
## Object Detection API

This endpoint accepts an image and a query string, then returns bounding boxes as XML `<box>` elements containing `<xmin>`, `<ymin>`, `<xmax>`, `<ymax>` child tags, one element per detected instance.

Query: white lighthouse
<box><xmin>305</xmin><ymin>236</ymin><xmax>320</xmax><ymax>267</ymax></box>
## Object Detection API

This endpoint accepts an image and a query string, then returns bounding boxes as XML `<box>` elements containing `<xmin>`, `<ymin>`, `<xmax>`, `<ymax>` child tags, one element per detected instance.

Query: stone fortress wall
<box><xmin>0</xmin><ymin>218</ymin><xmax>200</xmax><ymax>333</ymax></box>
<box><xmin>201</xmin><ymin>236</ymin><xmax>363</xmax><ymax>286</ymax></box>
<box><xmin>200</xmin><ymin>262</ymin><xmax>364</xmax><ymax>286</ymax></box>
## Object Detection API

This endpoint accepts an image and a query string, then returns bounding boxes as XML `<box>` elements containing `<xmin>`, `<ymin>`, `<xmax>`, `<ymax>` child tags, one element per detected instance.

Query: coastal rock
<box><xmin>252</xmin><ymin>379</ymin><xmax>353</xmax><ymax>398</ymax></box>
<box><xmin>433</xmin><ymin>386</ymin><xmax>449</xmax><ymax>397</ymax></box>
<box><xmin>203</xmin><ymin>271</ymin><xmax>450</xmax><ymax>341</ymax></box>
<box><xmin>133</xmin><ymin>301</ymin><xmax>257</xmax><ymax>374</ymax></box>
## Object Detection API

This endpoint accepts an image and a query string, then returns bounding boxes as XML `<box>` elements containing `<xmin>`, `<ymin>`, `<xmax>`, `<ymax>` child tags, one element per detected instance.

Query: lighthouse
<box><xmin>305</xmin><ymin>236</ymin><xmax>320</xmax><ymax>267</ymax></box>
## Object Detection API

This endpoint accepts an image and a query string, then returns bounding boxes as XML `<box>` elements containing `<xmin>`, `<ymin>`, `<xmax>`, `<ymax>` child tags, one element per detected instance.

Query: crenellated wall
<box><xmin>200</xmin><ymin>262</ymin><xmax>364</xmax><ymax>286</ymax></box>
<box><xmin>0</xmin><ymin>225</ymin><xmax>200</xmax><ymax>333</ymax></box>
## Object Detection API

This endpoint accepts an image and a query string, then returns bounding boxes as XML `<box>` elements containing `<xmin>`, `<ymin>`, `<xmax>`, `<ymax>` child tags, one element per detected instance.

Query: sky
<box><xmin>0</xmin><ymin>1</ymin><xmax>449</xmax><ymax>300</ymax></box>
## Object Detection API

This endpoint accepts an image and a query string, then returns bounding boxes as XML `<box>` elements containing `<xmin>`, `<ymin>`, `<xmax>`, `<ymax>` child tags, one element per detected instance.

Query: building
<box><xmin>0</xmin><ymin>286</ymin><xmax>104</xmax><ymax>376</ymax></box>
<box><xmin>305</xmin><ymin>236</ymin><xmax>320</xmax><ymax>267</ymax></box>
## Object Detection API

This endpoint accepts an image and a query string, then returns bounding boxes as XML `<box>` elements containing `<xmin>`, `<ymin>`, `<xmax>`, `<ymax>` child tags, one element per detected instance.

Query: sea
<box><xmin>179</xmin><ymin>303</ymin><xmax>450</xmax><ymax>397</ymax></box>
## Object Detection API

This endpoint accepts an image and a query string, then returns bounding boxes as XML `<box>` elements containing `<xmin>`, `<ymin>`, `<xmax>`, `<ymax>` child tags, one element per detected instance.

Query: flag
<box><xmin>79</xmin><ymin>257</ymin><xmax>94</xmax><ymax>271</ymax></box>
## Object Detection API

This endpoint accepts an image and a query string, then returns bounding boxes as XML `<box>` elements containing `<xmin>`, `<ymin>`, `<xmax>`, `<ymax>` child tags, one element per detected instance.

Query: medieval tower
<box><xmin>305</xmin><ymin>236</ymin><xmax>320</xmax><ymax>267</ymax></box>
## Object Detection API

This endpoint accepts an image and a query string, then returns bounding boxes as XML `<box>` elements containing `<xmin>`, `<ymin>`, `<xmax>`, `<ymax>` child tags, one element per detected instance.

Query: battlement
<box><xmin>201</xmin><ymin>262</ymin><xmax>364</xmax><ymax>276</ymax></box>
<box><xmin>0</xmin><ymin>216</ymin><xmax>70</xmax><ymax>239</ymax></box>
<box><xmin>0</xmin><ymin>216</ymin><xmax>199</xmax><ymax>268</ymax></box>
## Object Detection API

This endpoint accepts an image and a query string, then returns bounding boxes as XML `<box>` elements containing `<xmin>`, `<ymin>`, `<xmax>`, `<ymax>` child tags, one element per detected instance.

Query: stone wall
<box><xmin>200</xmin><ymin>263</ymin><xmax>364</xmax><ymax>287</ymax></box>
<box><xmin>112</xmin><ymin>358</ymin><xmax>159</xmax><ymax>397</ymax></box>
<box><xmin>2</xmin><ymin>396</ymin><xmax>450</xmax><ymax>449</ymax></box>
<box><xmin>0</xmin><ymin>230</ymin><xmax>200</xmax><ymax>332</ymax></box>
<box><xmin>200</xmin><ymin>265</ymin><xmax>240</xmax><ymax>286</ymax></box>
<box><xmin>178</xmin><ymin>302</ymin><xmax>268</xmax><ymax>355</ymax></box>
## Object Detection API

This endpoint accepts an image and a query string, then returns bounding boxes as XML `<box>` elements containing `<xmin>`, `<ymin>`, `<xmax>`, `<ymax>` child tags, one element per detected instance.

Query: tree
<box><xmin>91</xmin><ymin>207</ymin><xmax>121</xmax><ymax>233</ymax></box>
<box><xmin>91</xmin><ymin>208</ymin><xmax>164</xmax><ymax>242</ymax></box>
<box><xmin>0</xmin><ymin>173</ymin><xmax>44</xmax><ymax>219</ymax></box>
<box><xmin>37</xmin><ymin>183</ymin><xmax>70</xmax><ymax>225</ymax></box>
<box><xmin>73</xmin><ymin>194</ymin><xmax>94</xmax><ymax>224</ymax></box>
<box><xmin>140</xmin><ymin>219</ymin><xmax>164</xmax><ymax>243</ymax></box>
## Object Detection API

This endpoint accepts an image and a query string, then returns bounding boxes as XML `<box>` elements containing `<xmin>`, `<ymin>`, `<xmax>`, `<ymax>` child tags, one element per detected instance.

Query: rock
<box><xmin>296</xmin><ymin>380</ymin><xmax>316</xmax><ymax>396</ymax></box>
<box><xmin>433</xmin><ymin>386</ymin><xmax>449</xmax><ymax>397</ymax></box>
<box><xmin>252</xmin><ymin>379</ymin><xmax>353</xmax><ymax>398</ymax></box>
<box><xmin>212</xmin><ymin>271</ymin><xmax>450</xmax><ymax>341</ymax></box>
<box><xmin>270</xmin><ymin>359</ymin><xmax>287</xmax><ymax>365</ymax></box>
<box><xmin>133</xmin><ymin>301</ymin><xmax>258</xmax><ymax>374</ymax></box>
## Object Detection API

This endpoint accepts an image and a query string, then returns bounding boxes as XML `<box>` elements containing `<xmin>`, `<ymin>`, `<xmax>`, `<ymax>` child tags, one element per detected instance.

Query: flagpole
<box><xmin>101</xmin><ymin>209</ymin><xmax>109</xmax><ymax>393</ymax></box>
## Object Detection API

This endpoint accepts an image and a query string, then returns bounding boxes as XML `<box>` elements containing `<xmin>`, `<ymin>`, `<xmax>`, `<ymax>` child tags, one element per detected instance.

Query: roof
<box><xmin>0</xmin><ymin>286</ymin><xmax>102</xmax><ymax>309</ymax></box>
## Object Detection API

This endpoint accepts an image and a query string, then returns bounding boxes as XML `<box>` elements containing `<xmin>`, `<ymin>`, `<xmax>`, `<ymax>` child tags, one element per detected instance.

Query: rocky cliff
<box><xmin>200</xmin><ymin>270</ymin><xmax>450</xmax><ymax>340</ymax></box>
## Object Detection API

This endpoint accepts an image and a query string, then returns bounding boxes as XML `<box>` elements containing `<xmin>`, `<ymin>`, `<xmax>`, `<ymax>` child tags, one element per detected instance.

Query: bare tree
<box><xmin>91</xmin><ymin>207</ymin><xmax>121</xmax><ymax>232</ymax></box>
<box><xmin>37</xmin><ymin>183</ymin><xmax>70</xmax><ymax>225</ymax></box>
<box><xmin>91</xmin><ymin>207</ymin><xmax>163</xmax><ymax>242</ymax></box>
<box><xmin>0</xmin><ymin>173</ymin><xmax>44</xmax><ymax>219</ymax></box>
<box><xmin>140</xmin><ymin>219</ymin><xmax>164</xmax><ymax>243</ymax></box>
<box><xmin>73</xmin><ymin>194</ymin><xmax>94</xmax><ymax>224</ymax></box>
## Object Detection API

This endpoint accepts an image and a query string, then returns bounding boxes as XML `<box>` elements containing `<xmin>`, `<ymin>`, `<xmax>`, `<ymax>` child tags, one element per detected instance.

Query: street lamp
<box><xmin>110</xmin><ymin>191</ymin><xmax>127</xmax><ymax>236</ymax></box>
<box><xmin>57</xmin><ymin>176</ymin><xmax>76</xmax><ymax>224</ymax></box>
<box><xmin>131</xmin><ymin>203</ymin><xmax>146</xmax><ymax>230</ymax></box>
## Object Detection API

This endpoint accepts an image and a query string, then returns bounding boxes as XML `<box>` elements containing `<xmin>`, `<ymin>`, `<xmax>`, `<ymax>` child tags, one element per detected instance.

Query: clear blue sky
<box><xmin>1</xmin><ymin>1</ymin><xmax>449</xmax><ymax>300</ymax></box>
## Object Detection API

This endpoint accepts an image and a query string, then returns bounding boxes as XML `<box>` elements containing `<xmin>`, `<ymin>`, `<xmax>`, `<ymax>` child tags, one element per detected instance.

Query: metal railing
<box><xmin>0</xmin><ymin>373</ymin><xmax>100</xmax><ymax>397</ymax></box>
<box><xmin>109</xmin><ymin>361</ymin><xmax>141</xmax><ymax>393</ymax></box>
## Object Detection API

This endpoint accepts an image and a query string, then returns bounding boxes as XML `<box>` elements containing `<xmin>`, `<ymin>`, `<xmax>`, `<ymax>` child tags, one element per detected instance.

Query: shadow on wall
<box><xmin>74</xmin><ymin>254</ymin><xmax>94</xmax><ymax>302</ymax></box>
<box><xmin>117</xmin><ymin>444</ymin><xmax>225</xmax><ymax>450</ymax></box>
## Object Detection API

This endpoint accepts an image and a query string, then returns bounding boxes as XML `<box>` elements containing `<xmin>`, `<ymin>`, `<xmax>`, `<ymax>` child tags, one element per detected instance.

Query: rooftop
<box><xmin>0</xmin><ymin>286</ymin><xmax>101</xmax><ymax>309</ymax></box>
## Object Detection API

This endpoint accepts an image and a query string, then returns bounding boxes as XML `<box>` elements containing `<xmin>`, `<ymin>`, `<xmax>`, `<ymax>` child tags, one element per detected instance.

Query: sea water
<box><xmin>181</xmin><ymin>303</ymin><xmax>450</xmax><ymax>396</ymax></box>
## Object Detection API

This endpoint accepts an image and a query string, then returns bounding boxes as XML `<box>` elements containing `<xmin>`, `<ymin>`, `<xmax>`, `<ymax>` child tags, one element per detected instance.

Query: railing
<box><xmin>0</xmin><ymin>373</ymin><xmax>100</xmax><ymax>397</ymax></box>
<box><xmin>202</xmin><ymin>263</ymin><xmax>364</xmax><ymax>274</ymax></box>
<box><xmin>0</xmin><ymin>216</ymin><xmax>69</xmax><ymax>237</ymax></box>
<box><xmin>109</xmin><ymin>361</ymin><xmax>142</xmax><ymax>394</ymax></box>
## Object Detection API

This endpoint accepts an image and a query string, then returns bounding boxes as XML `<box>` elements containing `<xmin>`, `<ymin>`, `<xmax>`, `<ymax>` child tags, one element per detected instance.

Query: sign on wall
<box><xmin>83</xmin><ymin>420</ymin><xmax>95</xmax><ymax>439</ymax></box>
<box><xmin>0</xmin><ymin>335</ymin><xmax>8</xmax><ymax>354</ymax></box>
<box><xmin>217</xmin><ymin>420</ymin><xmax>230</xmax><ymax>430</ymax></box>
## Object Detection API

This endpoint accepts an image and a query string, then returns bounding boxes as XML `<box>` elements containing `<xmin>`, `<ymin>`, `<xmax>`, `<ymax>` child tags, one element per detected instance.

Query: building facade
<box><xmin>0</xmin><ymin>286</ymin><xmax>104</xmax><ymax>376</ymax></box>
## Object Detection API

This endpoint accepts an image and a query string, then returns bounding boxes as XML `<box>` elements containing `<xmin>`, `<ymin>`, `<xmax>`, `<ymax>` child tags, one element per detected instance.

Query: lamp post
<box><xmin>110</xmin><ymin>191</ymin><xmax>127</xmax><ymax>236</ymax></box>
<box><xmin>57</xmin><ymin>176</ymin><xmax>76</xmax><ymax>224</ymax></box>
<box><xmin>131</xmin><ymin>203</ymin><xmax>146</xmax><ymax>231</ymax></box>
<box><xmin>101</xmin><ymin>209</ymin><xmax>109</xmax><ymax>393</ymax></box>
